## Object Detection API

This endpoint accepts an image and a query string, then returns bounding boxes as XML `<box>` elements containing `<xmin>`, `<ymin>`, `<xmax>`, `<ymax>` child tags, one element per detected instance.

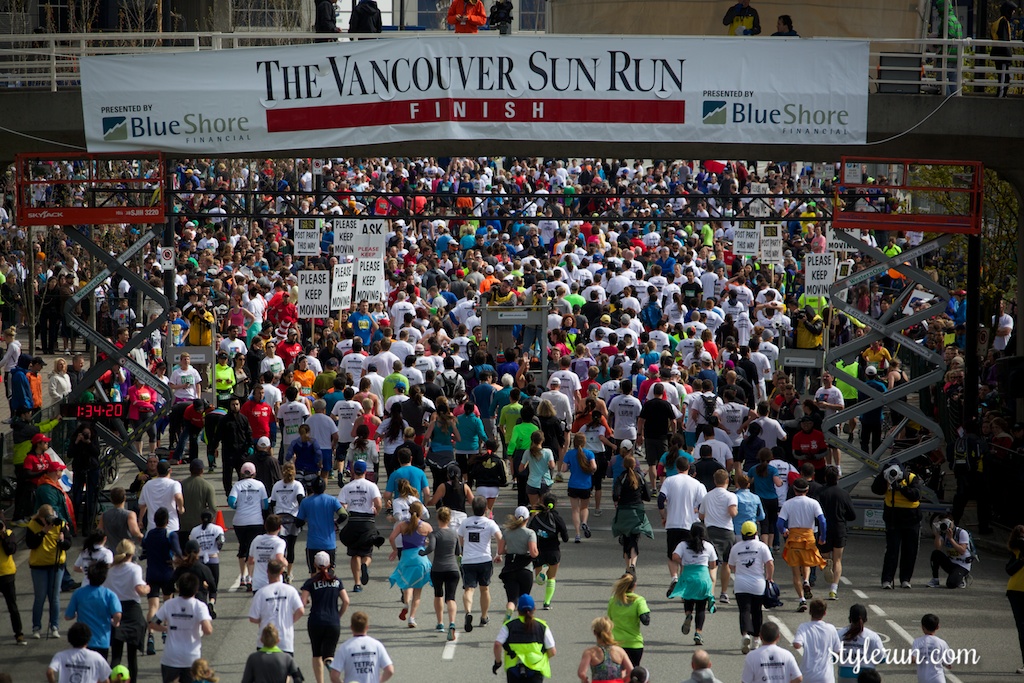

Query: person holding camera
<box><xmin>27</xmin><ymin>504</ymin><xmax>73</xmax><ymax>639</ymax></box>
<box><xmin>927</xmin><ymin>513</ymin><xmax>972</xmax><ymax>589</ymax></box>
<box><xmin>870</xmin><ymin>463</ymin><xmax>923</xmax><ymax>590</ymax></box>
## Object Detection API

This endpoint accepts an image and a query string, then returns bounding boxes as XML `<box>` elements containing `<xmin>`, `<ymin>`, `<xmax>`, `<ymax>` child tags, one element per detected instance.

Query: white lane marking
<box><xmin>869</xmin><ymin>604</ymin><xmax>887</xmax><ymax>617</ymax></box>
<box><xmin>442</xmin><ymin>641</ymin><xmax>458</xmax><ymax>660</ymax></box>
<box><xmin>767</xmin><ymin>615</ymin><xmax>795</xmax><ymax>644</ymax></box>
<box><xmin>839</xmin><ymin>576</ymin><xmax>852</xmax><ymax>586</ymax></box>
<box><xmin>887</xmin><ymin>619</ymin><xmax>915</xmax><ymax>644</ymax></box>
<box><xmin>229</xmin><ymin>574</ymin><xmax>242</xmax><ymax>591</ymax></box>
<box><xmin>947</xmin><ymin>673</ymin><xmax>964</xmax><ymax>683</ymax></box>
<box><xmin>853</xmin><ymin>589</ymin><xmax>869</xmax><ymax>599</ymax></box>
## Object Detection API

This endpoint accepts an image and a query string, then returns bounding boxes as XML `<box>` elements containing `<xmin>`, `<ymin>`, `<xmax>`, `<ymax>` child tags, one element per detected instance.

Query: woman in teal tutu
<box><xmin>668</xmin><ymin>522</ymin><xmax>718</xmax><ymax>646</ymax></box>
<box><xmin>389</xmin><ymin>501</ymin><xmax>433</xmax><ymax>628</ymax></box>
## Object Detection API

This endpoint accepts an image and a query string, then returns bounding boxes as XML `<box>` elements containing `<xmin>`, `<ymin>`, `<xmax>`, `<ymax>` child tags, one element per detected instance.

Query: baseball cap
<box><xmin>741</xmin><ymin>520</ymin><xmax>759</xmax><ymax>537</ymax></box>
<box><xmin>184</xmin><ymin>539</ymin><xmax>201</xmax><ymax>554</ymax></box>
<box><xmin>517</xmin><ymin>594</ymin><xmax>536</xmax><ymax>611</ymax></box>
<box><xmin>257</xmin><ymin>436</ymin><xmax>271</xmax><ymax>449</ymax></box>
<box><xmin>314</xmin><ymin>550</ymin><xmax>332</xmax><ymax>568</ymax></box>
<box><xmin>31</xmin><ymin>434</ymin><xmax>51</xmax><ymax>445</ymax></box>
<box><xmin>47</xmin><ymin>459</ymin><xmax>66</xmax><ymax>473</ymax></box>
<box><xmin>865</xmin><ymin>365</ymin><xmax>878</xmax><ymax>376</ymax></box>
<box><xmin>514</xmin><ymin>506</ymin><xmax>531</xmax><ymax>521</ymax></box>
<box><xmin>240</xmin><ymin>462</ymin><xmax>256</xmax><ymax>476</ymax></box>
<box><xmin>621</xmin><ymin>439</ymin><xmax>634</xmax><ymax>451</ymax></box>
<box><xmin>415</xmin><ymin>344</ymin><xmax>425</xmax><ymax>354</ymax></box>
<box><xmin>549</xmin><ymin>376</ymin><xmax>561</xmax><ymax>386</ymax></box>
<box><xmin>353</xmin><ymin>460</ymin><xmax>368</xmax><ymax>474</ymax></box>
<box><xmin>600</xmin><ymin>314</ymin><xmax>611</xmax><ymax>324</ymax></box>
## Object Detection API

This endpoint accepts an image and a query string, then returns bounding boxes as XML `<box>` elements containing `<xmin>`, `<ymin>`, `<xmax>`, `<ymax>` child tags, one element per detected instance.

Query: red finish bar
<box><xmin>20</xmin><ymin>206</ymin><xmax>164</xmax><ymax>226</ymax></box>
<box><xmin>267</xmin><ymin>98</ymin><xmax>685</xmax><ymax>133</ymax></box>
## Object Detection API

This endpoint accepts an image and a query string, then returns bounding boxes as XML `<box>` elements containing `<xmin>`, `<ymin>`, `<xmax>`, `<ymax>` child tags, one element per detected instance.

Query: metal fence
<box><xmin>1</xmin><ymin>32</ymin><xmax>1021</xmax><ymax>95</ymax></box>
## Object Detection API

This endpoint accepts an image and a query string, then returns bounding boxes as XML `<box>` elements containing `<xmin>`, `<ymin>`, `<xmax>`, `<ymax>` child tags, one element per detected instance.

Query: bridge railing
<box><xmin>0</xmin><ymin>32</ymin><xmax>1022</xmax><ymax>95</ymax></box>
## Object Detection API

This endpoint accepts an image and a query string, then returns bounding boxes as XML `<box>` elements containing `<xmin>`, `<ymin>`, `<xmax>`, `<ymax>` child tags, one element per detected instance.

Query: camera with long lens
<box><xmin>883</xmin><ymin>464</ymin><xmax>902</xmax><ymax>486</ymax></box>
<box><xmin>933</xmin><ymin>519</ymin><xmax>952</xmax><ymax>535</ymax></box>
<box><xmin>488</xmin><ymin>0</ymin><xmax>513</xmax><ymax>34</ymax></box>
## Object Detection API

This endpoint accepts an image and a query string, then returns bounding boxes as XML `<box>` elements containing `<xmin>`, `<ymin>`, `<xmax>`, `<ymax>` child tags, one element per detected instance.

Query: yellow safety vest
<box><xmin>214</xmin><ymin>364</ymin><xmax>235</xmax><ymax>395</ymax></box>
<box><xmin>502</xmin><ymin>616</ymin><xmax>552</xmax><ymax>678</ymax></box>
<box><xmin>885</xmin><ymin>473</ymin><xmax>921</xmax><ymax>510</ymax></box>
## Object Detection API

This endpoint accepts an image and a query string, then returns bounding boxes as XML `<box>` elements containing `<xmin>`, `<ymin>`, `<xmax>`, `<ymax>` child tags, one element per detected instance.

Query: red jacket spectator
<box><xmin>447</xmin><ymin>0</ymin><xmax>486</xmax><ymax>33</ymax></box>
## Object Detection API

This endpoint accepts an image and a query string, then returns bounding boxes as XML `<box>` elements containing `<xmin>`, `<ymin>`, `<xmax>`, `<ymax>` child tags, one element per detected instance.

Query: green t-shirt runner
<box><xmin>607</xmin><ymin>593</ymin><xmax>650</xmax><ymax>649</ymax></box>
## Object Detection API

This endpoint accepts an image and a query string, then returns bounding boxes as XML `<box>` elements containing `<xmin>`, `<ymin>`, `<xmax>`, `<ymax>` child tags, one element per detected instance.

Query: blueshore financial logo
<box><xmin>97</xmin><ymin>104</ymin><xmax>253</xmax><ymax>145</ymax></box>
<box><xmin>700</xmin><ymin>91</ymin><xmax>851</xmax><ymax>136</ymax></box>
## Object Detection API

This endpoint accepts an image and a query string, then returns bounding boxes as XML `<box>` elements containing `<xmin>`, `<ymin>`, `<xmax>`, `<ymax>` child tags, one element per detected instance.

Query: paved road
<box><xmin>3</xmin><ymin>473</ymin><xmax>1020</xmax><ymax>683</ymax></box>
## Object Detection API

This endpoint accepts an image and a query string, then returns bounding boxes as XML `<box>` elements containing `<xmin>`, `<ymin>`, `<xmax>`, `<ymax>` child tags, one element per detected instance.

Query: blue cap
<box><xmin>353</xmin><ymin>460</ymin><xmax>367</xmax><ymax>474</ymax></box>
<box><xmin>517</xmin><ymin>594</ymin><xmax>535</xmax><ymax>611</ymax></box>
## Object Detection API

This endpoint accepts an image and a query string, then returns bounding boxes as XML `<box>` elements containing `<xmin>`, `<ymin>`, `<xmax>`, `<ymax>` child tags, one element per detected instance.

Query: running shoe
<box><xmin>593</xmin><ymin>509</ymin><xmax>603</xmax><ymax>516</ymax></box>
<box><xmin>681</xmin><ymin>614</ymin><xmax>692</xmax><ymax>635</ymax></box>
<box><xmin>828</xmin><ymin>591</ymin><xmax>838</xmax><ymax>601</ymax></box>
<box><xmin>535</xmin><ymin>565</ymin><xmax>549</xmax><ymax>584</ymax></box>
<box><xmin>352</xmin><ymin>585</ymin><xmax>363</xmax><ymax>593</ymax></box>
<box><xmin>448</xmin><ymin>624</ymin><xmax>457</xmax><ymax>641</ymax></box>
<box><xmin>542</xmin><ymin>603</ymin><xmax>551</xmax><ymax>610</ymax></box>
<box><xmin>881</xmin><ymin>581</ymin><xmax>894</xmax><ymax>590</ymax></box>
<box><xmin>436</xmin><ymin>623</ymin><xmax>445</xmax><ymax>632</ymax></box>
<box><xmin>361</xmin><ymin>564</ymin><xmax>370</xmax><ymax>586</ymax></box>
<box><xmin>694</xmin><ymin>633</ymin><xmax>704</xmax><ymax>646</ymax></box>
<box><xmin>465</xmin><ymin>614</ymin><xmax>474</xmax><ymax>633</ymax></box>
<box><xmin>479</xmin><ymin>617</ymin><xmax>490</xmax><ymax>627</ymax></box>
<box><xmin>803</xmin><ymin>582</ymin><xmax>812</xmax><ymax>599</ymax></box>
<box><xmin>797</xmin><ymin>600</ymin><xmax>808</xmax><ymax>613</ymax></box>
<box><xmin>742</xmin><ymin>634</ymin><xmax>752</xmax><ymax>654</ymax></box>
<box><xmin>399</xmin><ymin>605</ymin><xmax>408</xmax><ymax>621</ymax></box>
<box><xmin>15</xmin><ymin>635</ymin><xmax>26</xmax><ymax>646</ymax></box>
<box><xmin>408</xmin><ymin>618</ymin><xmax>417</xmax><ymax>628</ymax></box>
<box><xmin>927</xmin><ymin>578</ymin><xmax>941</xmax><ymax>588</ymax></box>
<box><xmin>901</xmin><ymin>581</ymin><xmax>912</xmax><ymax>589</ymax></box>
<box><xmin>147</xmin><ymin>634</ymin><xmax>155</xmax><ymax>655</ymax></box>
<box><xmin>574</xmin><ymin>535</ymin><xmax>581</xmax><ymax>544</ymax></box>
<box><xmin>666</xmin><ymin>578</ymin><xmax>677</xmax><ymax>598</ymax></box>
<box><xmin>581</xmin><ymin>523</ymin><xmax>592</xmax><ymax>539</ymax></box>
<box><xmin>719</xmin><ymin>593</ymin><xmax>729</xmax><ymax>604</ymax></box>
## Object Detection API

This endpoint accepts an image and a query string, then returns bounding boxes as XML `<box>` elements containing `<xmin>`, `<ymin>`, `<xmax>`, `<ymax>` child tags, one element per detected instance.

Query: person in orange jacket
<box><xmin>447</xmin><ymin>0</ymin><xmax>487</xmax><ymax>33</ymax></box>
<box><xmin>28</xmin><ymin>357</ymin><xmax>45</xmax><ymax>410</ymax></box>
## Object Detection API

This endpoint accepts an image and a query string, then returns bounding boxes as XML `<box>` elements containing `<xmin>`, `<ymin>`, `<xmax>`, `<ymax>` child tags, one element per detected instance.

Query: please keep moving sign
<box><xmin>803</xmin><ymin>253</ymin><xmax>837</xmax><ymax>298</ymax></box>
<box><xmin>298</xmin><ymin>270</ymin><xmax>330</xmax><ymax>318</ymax></box>
<box><xmin>356</xmin><ymin>259</ymin><xmax>386</xmax><ymax>303</ymax></box>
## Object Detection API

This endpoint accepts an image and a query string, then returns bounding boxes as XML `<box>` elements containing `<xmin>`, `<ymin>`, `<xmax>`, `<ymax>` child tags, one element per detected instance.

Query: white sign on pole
<box><xmin>331</xmin><ymin>263</ymin><xmax>354</xmax><ymax>311</ymax></box>
<box><xmin>332</xmin><ymin>218</ymin><xmax>386</xmax><ymax>260</ymax></box>
<box><xmin>733</xmin><ymin>226</ymin><xmax>760</xmax><ymax>258</ymax></box>
<box><xmin>761</xmin><ymin>222</ymin><xmax>784</xmax><ymax>266</ymax></box>
<box><xmin>844</xmin><ymin>162</ymin><xmax>863</xmax><ymax>185</ymax></box>
<box><xmin>748</xmin><ymin>182</ymin><xmax>770</xmax><ymax>218</ymax></box>
<box><xmin>356</xmin><ymin>258</ymin><xmax>386</xmax><ymax>304</ymax></box>
<box><xmin>826</xmin><ymin>226</ymin><xmax>851</xmax><ymax>254</ymax></box>
<box><xmin>312</xmin><ymin>159</ymin><xmax>324</xmax><ymax>176</ymax></box>
<box><xmin>332</xmin><ymin>218</ymin><xmax>358</xmax><ymax>257</ymax></box>
<box><xmin>293</xmin><ymin>217</ymin><xmax>323</xmax><ymax>257</ymax></box>
<box><xmin>297</xmin><ymin>270</ymin><xmax>330</xmax><ymax>318</ymax></box>
<box><xmin>803</xmin><ymin>252</ymin><xmax>837</xmax><ymax>298</ymax></box>
<box><xmin>160</xmin><ymin>246</ymin><xmax>174</xmax><ymax>271</ymax></box>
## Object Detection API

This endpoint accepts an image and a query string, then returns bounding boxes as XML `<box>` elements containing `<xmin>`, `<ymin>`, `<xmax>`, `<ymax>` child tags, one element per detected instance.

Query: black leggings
<box><xmin>432</xmin><ymin>570</ymin><xmax>461</xmax><ymax>602</ymax></box>
<box><xmin>622</xmin><ymin>647</ymin><xmax>643</xmax><ymax>666</ymax></box>
<box><xmin>622</xmin><ymin>533</ymin><xmax>640</xmax><ymax>561</ymax></box>
<box><xmin>0</xmin><ymin>574</ymin><xmax>23</xmax><ymax>637</ymax></box>
<box><xmin>760</xmin><ymin>498</ymin><xmax>780</xmax><ymax>540</ymax></box>
<box><xmin>684</xmin><ymin>599</ymin><xmax>708</xmax><ymax>630</ymax></box>
<box><xmin>283</xmin><ymin>535</ymin><xmax>298</xmax><ymax>564</ymax></box>
<box><xmin>929</xmin><ymin>550</ymin><xmax>969</xmax><ymax>588</ymax></box>
<box><xmin>736</xmin><ymin>592</ymin><xmax>764</xmax><ymax>636</ymax></box>
<box><xmin>501</xmin><ymin>564</ymin><xmax>534</xmax><ymax>605</ymax></box>
<box><xmin>203</xmin><ymin>562</ymin><xmax>220</xmax><ymax>599</ymax></box>
<box><xmin>1008</xmin><ymin>590</ymin><xmax>1024</xmax><ymax>667</ymax></box>
<box><xmin>111</xmin><ymin>638</ymin><xmax>139</xmax><ymax>683</ymax></box>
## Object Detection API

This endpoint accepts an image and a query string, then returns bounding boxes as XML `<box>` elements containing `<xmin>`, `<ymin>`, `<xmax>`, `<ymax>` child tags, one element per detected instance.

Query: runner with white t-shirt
<box><xmin>247</xmin><ymin>516</ymin><xmax>288</xmax><ymax>591</ymax></box>
<box><xmin>330</xmin><ymin>612</ymin><xmax>395</xmax><ymax>683</ymax></box>
<box><xmin>457</xmin><ymin>496</ymin><xmax>502</xmax><ymax>634</ymax></box>
<box><xmin>717</xmin><ymin>390</ymin><xmax>751</xmax><ymax>455</ymax></box>
<box><xmin>248</xmin><ymin>559</ymin><xmax>305</xmax><ymax>655</ymax></box>
<box><xmin>229</xmin><ymin>463</ymin><xmax>269</xmax><ymax>590</ymax></box>
<box><xmin>668</xmin><ymin>526</ymin><xmax>719</xmax><ymax>646</ymax></box>
<box><xmin>793</xmin><ymin>599</ymin><xmax>842</xmax><ymax>683</ymax></box>
<box><xmin>740</xmin><ymin>621</ymin><xmax>802</xmax><ymax>683</ymax></box>
<box><xmin>138</xmin><ymin>463</ymin><xmax>185</xmax><ymax>532</ymax></box>
<box><xmin>150</xmin><ymin>574</ymin><xmax>213</xmax><ymax>683</ymax></box>
<box><xmin>47</xmin><ymin>624</ymin><xmax>112</xmax><ymax>683</ymax></box>
<box><xmin>278</xmin><ymin>386</ymin><xmax>311</xmax><ymax>457</ymax></box>
<box><xmin>659</xmin><ymin>469</ymin><xmax>707</xmax><ymax>598</ymax></box>
<box><xmin>270</xmin><ymin>471</ymin><xmax>305</xmax><ymax>577</ymax></box>
<box><xmin>729</xmin><ymin>521</ymin><xmax>775</xmax><ymax>655</ymax></box>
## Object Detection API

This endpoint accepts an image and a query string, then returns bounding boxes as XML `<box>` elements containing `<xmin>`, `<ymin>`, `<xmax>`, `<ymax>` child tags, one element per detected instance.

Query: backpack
<box><xmin>701</xmin><ymin>393</ymin><xmax>718</xmax><ymax>423</ymax></box>
<box><xmin>640</xmin><ymin>301</ymin><xmax>661</xmax><ymax>330</ymax></box>
<box><xmin>440</xmin><ymin>371</ymin><xmax>460</xmax><ymax>399</ymax></box>
<box><xmin>956</xmin><ymin>526</ymin><xmax>980</xmax><ymax>565</ymax></box>
<box><xmin>951</xmin><ymin>434</ymin><xmax>983</xmax><ymax>472</ymax></box>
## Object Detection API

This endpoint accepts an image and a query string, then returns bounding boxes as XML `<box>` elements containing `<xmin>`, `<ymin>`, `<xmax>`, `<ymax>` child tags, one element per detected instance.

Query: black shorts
<box><xmin>461</xmin><ymin>561</ymin><xmax>493</xmax><ymax>588</ymax></box>
<box><xmin>309</xmin><ymin>623</ymin><xmax>341</xmax><ymax>659</ymax></box>
<box><xmin>644</xmin><ymin>438</ymin><xmax>667</xmax><ymax>467</ymax></box>
<box><xmin>525</xmin><ymin>483</ymin><xmax>550</xmax><ymax>497</ymax></box>
<box><xmin>235</xmin><ymin>524</ymin><xmax>263</xmax><ymax>559</ymax></box>
<box><xmin>305</xmin><ymin>548</ymin><xmax>336</xmax><ymax>575</ymax></box>
<box><xmin>820</xmin><ymin>531</ymin><xmax>848</xmax><ymax>554</ymax></box>
<box><xmin>534</xmin><ymin>549</ymin><xmax>560</xmax><ymax>568</ymax></box>
<box><xmin>431</xmin><ymin>570</ymin><xmax>461</xmax><ymax>602</ymax></box>
<box><xmin>567</xmin><ymin>486</ymin><xmax>592</xmax><ymax>499</ymax></box>
<box><xmin>148</xmin><ymin>578</ymin><xmax>176</xmax><ymax>598</ymax></box>
<box><xmin>592</xmin><ymin>453</ymin><xmax>609</xmax><ymax>491</ymax></box>
<box><xmin>666</xmin><ymin>527</ymin><xmax>691</xmax><ymax>559</ymax></box>
<box><xmin>162</xmin><ymin>665</ymin><xmax>192</xmax><ymax>683</ymax></box>
<box><xmin>844</xmin><ymin>397</ymin><xmax>859</xmax><ymax>409</ymax></box>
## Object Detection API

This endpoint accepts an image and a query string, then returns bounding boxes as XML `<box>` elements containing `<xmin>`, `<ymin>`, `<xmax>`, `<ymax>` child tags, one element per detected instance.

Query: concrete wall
<box><xmin>549</xmin><ymin>0</ymin><xmax>927</xmax><ymax>39</ymax></box>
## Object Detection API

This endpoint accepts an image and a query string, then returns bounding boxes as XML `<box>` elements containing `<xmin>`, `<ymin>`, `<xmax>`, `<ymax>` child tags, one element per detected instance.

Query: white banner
<box><xmin>356</xmin><ymin>258</ymin><xmax>386</xmax><ymax>304</ymax></box>
<box><xmin>331</xmin><ymin>263</ymin><xmax>354</xmax><ymax>311</ymax></box>
<box><xmin>80</xmin><ymin>37</ymin><xmax>869</xmax><ymax>154</ymax></box>
<box><xmin>761</xmin><ymin>222</ymin><xmax>784</xmax><ymax>266</ymax></box>
<box><xmin>297</xmin><ymin>270</ymin><xmax>330</xmax><ymax>318</ymax></box>
<box><xmin>804</xmin><ymin>252</ymin><xmax>837</xmax><ymax>298</ymax></box>
<box><xmin>748</xmin><ymin>182</ymin><xmax>770</xmax><ymax>218</ymax></box>
<box><xmin>733</xmin><ymin>226</ymin><xmax>760</xmax><ymax>258</ymax></box>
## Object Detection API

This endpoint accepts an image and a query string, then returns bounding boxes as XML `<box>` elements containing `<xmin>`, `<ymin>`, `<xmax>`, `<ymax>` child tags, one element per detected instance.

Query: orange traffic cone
<box><xmin>215</xmin><ymin>509</ymin><xmax>230</xmax><ymax>531</ymax></box>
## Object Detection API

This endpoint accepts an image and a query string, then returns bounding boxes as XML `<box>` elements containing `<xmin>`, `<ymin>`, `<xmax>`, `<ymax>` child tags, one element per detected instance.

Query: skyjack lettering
<box><xmin>255</xmin><ymin>51</ymin><xmax>686</xmax><ymax>102</ymax></box>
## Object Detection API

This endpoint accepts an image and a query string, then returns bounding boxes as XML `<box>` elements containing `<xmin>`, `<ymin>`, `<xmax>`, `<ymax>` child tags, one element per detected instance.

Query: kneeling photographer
<box><xmin>928</xmin><ymin>512</ymin><xmax>972</xmax><ymax>589</ymax></box>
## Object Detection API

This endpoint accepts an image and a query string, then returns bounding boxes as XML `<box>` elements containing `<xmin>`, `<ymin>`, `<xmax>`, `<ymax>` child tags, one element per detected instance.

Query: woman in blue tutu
<box><xmin>388</xmin><ymin>501</ymin><xmax>433</xmax><ymax>628</ymax></box>
<box><xmin>668</xmin><ymin>522</ymin><xmax>718</xmax><ymax>646</ymax></box>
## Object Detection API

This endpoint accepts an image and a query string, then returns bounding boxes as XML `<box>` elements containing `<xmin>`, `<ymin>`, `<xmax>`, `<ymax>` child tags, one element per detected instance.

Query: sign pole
<box><xmin>164</xmin><ymin>156</ymin><xmax>176</xmax><ymax>369</ymax></box>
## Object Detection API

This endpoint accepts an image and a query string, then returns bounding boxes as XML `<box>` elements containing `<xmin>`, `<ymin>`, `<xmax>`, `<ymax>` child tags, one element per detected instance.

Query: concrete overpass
<box><xmin>2</xmin><ymin>89</ymin><xmax>1024</xmax><ymax>171</ymax></box>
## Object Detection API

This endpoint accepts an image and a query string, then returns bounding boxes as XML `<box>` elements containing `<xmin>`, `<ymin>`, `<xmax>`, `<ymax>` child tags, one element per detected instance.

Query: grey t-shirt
<box><xmin>503</xmin><ymin>526</ymin><xmax>537</xmax><ymax>556</ymax></box>
<box><xmin>427</xmin><ymin>526</ymin><xmax>461</xmax><ymax>573</ymax></box>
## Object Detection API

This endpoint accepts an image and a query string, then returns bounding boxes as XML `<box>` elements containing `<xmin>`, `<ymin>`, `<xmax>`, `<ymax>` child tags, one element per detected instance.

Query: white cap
<box><xmin>314</xmin><ymin>551</ymin><xmax>332</xmax><ymax>568</ymax></box>
<box><xmin>240</xmin><ymin>462</ymin><xmax>256</xmax><ymax>476</ymax></box>
<box><xmin>621</xmin><ymin>439</ymin><xmax>634</xmax><ymax>451</ymax></box>
<box><xmin>549</xmin><ymin>376</ymin><xmax>561</xmax><ymax>386</ymax></box>
<box><xmin>514</xmin><ymin>506</ymin><xmax>531</xmax><ymax>521</ymax></box>
<box><xmin>485</xmin><ymin>265</ymin><xmax>494</xmax><ymax>274</ymax></box>
<box><xmin>257</xmin><ymin>436</ymin><xmax>271</xmax><ymax>448</ymax></box>
<box><xmin>700</xmin><ymin>352</ymin><xmax>713</xmax><ymax>363</ymax></box>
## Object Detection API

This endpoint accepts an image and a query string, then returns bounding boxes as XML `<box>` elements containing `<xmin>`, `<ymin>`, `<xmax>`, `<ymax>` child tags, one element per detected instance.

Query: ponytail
<box><xmin>756</xmin><ymin>447</ymin><xmax>772</xmax><ymax>478</ymax></box>
<box><xmin>529</xmin><ymin>430</ymin><xmax>544</xmax><ymax>461</ymax></box>
<box><xmin>403</xmin><ymin>502</ymin><xmax>423</xmax><ymax>536</ymax></box>
<box><xmin>623</xmin><ymin>455</ymin><xmax>639</xmax><ymax>490</ymax></box>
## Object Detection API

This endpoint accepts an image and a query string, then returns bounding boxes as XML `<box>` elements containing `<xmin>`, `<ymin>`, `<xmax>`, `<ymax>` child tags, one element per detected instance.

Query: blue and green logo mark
<box><xmin>102</xmin><ymin>117</ymin><xmax>128</xmax><ymax>141</ymax></box>
<box><xmin>702</xmin><ymin>101</ymin><xmax>727</xmax><ymax>125</ymax></box>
